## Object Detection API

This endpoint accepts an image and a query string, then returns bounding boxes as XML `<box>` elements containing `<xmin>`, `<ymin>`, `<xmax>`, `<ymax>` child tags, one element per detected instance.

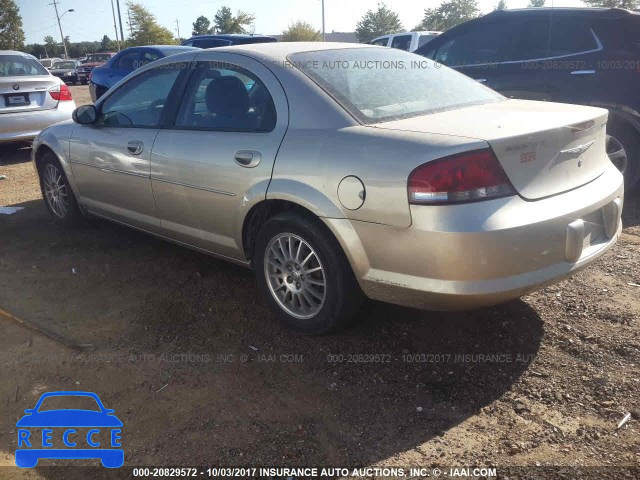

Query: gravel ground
<box><xmin>0</xmin><ymin>87</ymin><xmax>638</xmax><ymax>478</ymax></box>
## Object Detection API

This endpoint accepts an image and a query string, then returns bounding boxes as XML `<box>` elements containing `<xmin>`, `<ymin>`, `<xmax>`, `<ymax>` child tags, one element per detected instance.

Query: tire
<box><xmin>607</xmin><ymin>117</ymin><xmax>640</xmax><ymax>190</ymax></box>
<box><xmin>254</xmin><ymin>212</ymin><xmax>364</xmax><ymax>334</ymax></box>
<box><xmin>38</xmin><ymin>152</ymin><xmax>83</xmax><ymax>227</ymax></box>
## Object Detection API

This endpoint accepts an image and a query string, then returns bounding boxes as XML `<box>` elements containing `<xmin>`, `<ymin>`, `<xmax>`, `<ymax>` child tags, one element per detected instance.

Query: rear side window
<box><xmin>391</xmin><ymin>35</ymin><xmax>412</xmax><ymax>51</ymax></box>
<box><xmin>507</xmin><ymin>15</ymin><xmax>551</xmax><ymax>61</ymax></box>
<box><xmin>418</xmin><ymin>34</ymin><xmax>437</xmax><ymax>48</ymax></box>
<box><xmin>115</xmin><ymin>51</ymin><xmax>139</xmax><ymax>69</ymax></box>
<box><xmin>548</xmin><ymin>17</ymin><xmax>598</xmax><ymax>57</ymax></box>
<box><xmin>0</xmin><ymin>55</ymin><xmax>48</xmax><ymax>76</ymax></box>
<box><xmin>175</xmin><ymin>62</ymin><xmax>276</xmax><ymax>132</ymax></box>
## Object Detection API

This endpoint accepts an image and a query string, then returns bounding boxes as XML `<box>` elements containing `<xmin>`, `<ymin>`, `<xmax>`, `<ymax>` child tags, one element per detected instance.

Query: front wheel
<box><xmin>254</xmin><ymin>213</ymin><xmax>363</xmax><ymax>334</ymax></box>
<box><xmin>39</xmin><ymin>153</ymin><xmax>83</xmax><ymax>226</ymax></box>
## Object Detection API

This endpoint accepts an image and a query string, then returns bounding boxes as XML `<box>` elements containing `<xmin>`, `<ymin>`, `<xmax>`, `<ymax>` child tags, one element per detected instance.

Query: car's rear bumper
<box><xmin>0</xmin><ymin>102</ymin><xmax>75</xmax><ymax>143</ymax></box>
<box><xmin>327</xmin><ymin>165</ymin><xmax>624</xmax><ymax>311</ymax></box>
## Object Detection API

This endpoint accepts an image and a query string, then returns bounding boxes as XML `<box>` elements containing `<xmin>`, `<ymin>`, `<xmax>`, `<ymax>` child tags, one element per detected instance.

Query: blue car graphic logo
<box><xmin>15</xmin><ymin>391</ymin><xmax>123</xmax><ymax>468</ymax></box>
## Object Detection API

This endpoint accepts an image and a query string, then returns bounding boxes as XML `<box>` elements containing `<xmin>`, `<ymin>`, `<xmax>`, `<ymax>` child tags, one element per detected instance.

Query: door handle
<box><xmin>570</xmin><ymin>70</ymin><xmax>596</xmax><ymax>75</ymax></box>
<box><xmin>475</xmin><ymin>78</ymin><xmax>487</xmax><ymax>83</ymax></box>
<box><xmin>234</xmin><ymin>150</ymin><xmax>262</xmax><ymax>168</ymax></box>
<box><xmin>127</xmin><ymin>141</ymin><xmax>144</xmax><ymax>155</ymax></box>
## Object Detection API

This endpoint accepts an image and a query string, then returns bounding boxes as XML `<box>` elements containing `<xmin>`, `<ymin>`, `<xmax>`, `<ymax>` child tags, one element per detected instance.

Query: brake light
<box><xmin>49</xmin><ymin>83</ymin><xmax>73</xmax><ymax>101</ymax></box>
<box><xmin>408</xmin><ymin>149</ymin><xmax>515</xmax><ymax>204</ymax></box>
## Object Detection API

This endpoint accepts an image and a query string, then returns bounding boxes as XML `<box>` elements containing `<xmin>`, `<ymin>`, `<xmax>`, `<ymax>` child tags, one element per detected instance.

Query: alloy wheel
<box><xmin>606</xmin><ymin>134</ymin><xmax>628</xmax><ymax>174</ymax></box>
<box><xmin>43</xmin><ymin>163</ymin><xmax>69</xmax><ymax>219</ymax></box>
<box><xmin>264</xmin><ymin>233</ymin><xmax>326</xmax><ymax>320</ymax></box>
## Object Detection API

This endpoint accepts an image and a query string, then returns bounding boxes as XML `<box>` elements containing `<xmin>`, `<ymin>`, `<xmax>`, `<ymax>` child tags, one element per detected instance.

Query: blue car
<box><xmin>15</xmin><ymin>391</ymin><xmax>123</xmax><ymax>468</ymax></box>
<box><xmin>89</xmin><ymin>45</ymin><xmax>197</xmax><ymax>101</ymax></box>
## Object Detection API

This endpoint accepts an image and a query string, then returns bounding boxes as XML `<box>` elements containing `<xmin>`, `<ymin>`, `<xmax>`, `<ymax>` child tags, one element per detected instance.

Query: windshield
<box><xmin>0</xmin><ymin>55</ymin><xmax>49</xmax><ymax>77</ymax></box>
<box><xmin>53</xmin><ymin>61</ymin><xmax>75</xmax><ymax>69</ymax></box>
<box><xmin>288</xmin><ymin>48</ymin><xmax>503</xmax><ymax>124</ymax></box>
<box><xmin>87</xmin><ymin>54</ymin><xmax>112</xmax><ymax>62</ymax></box>
<box><xmin>37</xmin><ymin>395</ymin><xmax>101</xmax><ymax>412</ymax></box>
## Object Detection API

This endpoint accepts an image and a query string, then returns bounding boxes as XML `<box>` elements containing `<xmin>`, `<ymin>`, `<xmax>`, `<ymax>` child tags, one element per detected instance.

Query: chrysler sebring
<box><xmin>32</xmin><ymin>43</ymin><xmax>623</xmax><ymax>334</ymax></box>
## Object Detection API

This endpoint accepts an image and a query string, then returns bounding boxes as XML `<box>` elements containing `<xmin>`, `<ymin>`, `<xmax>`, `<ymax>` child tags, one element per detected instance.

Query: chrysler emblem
<box><xmin>12</xmin><ymin>84</ymin><xmax>19</xmax><ymax>91</ymax></box>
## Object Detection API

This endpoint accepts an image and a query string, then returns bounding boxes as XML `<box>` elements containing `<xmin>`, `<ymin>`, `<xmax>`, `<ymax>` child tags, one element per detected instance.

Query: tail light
<box><xmin>49</xmin><ymin>83</ymin><xmax>73</xmax><ymax>101</ymax></box>
<box><xmin>408</xmin><ymin>149</ymin><xmax>516</xmax><ymax>205</ymax></box>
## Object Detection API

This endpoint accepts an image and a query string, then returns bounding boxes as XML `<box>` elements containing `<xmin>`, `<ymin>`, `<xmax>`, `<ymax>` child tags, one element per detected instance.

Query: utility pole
<box><xmin>321</xmin><ymin>0</ymin><xmax>326</xmax><ymax>42</ymax></box>
<box><xmin>50</xmin><ymin>0</ymin><xmax>69</xmax><ymax>58</ymax></box>
<box><xmin>175</xmin><ymin>19</ymin><xmax>181</xmax><ymax>40</ymax></box>
<box><xmin>116</xmin><ymin>0</ymin><xmax>125</xmax><ymax>44</ymax></box>
<box><xmin>110</xmin><ymin>0</ymin><xmax>121</xmax><ymax>50</ymax></box>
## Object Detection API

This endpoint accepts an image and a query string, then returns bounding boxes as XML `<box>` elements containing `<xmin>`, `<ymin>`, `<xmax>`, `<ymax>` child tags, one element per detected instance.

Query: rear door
<box><xmin>149</xmin><ymin>52</ymin><xmax>288</xmax><ymax>259</ymax></box>
<box><xmin>0</xmin><ymin>55</ymin><xmax>60</xmax><ymax>114</ymax></box>
<box><xmin>69</xmin><ymin>61</ymin><xmax>192</xmax><ymax>231</ymax></box>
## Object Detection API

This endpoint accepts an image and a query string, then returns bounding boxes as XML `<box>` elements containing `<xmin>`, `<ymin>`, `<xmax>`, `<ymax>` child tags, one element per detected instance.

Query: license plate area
<box><xmin>5</xmin><ymin>93</ymin><xmax>30</xmax><ymax>106</ymax></box>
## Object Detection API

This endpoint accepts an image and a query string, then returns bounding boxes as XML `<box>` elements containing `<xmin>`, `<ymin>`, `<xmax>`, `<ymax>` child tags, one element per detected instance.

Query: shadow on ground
<box><xmin>0</xmin><ymin>198</ymin><xmax>543</xmax><ymax>476</ymax></box>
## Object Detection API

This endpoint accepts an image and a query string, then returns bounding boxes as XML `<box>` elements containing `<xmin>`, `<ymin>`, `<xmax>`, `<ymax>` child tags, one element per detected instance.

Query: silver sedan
<box><xmin>31</xmin><ymin>43</ymin><xmax>623</xmax><ymax>334</ymax></box>
<box><xmin>0</xmin><ymin>50</ymin><xmax>75</xmax><ymax>143</ymax></box>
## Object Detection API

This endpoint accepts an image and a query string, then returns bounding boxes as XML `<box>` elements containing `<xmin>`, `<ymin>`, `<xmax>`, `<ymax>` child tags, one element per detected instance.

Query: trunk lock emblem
<box><xmin>12</xmin><ymin>84</ymin><xmax>19</xmax><ymax>91</ymax></box>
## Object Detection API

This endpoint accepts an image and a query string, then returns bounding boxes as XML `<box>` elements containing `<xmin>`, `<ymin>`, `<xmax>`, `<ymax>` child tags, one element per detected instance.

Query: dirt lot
<box><xmin>0</xmin><ymin>86</ymin><xmax>639</xmax><ymax>479</ymax></box>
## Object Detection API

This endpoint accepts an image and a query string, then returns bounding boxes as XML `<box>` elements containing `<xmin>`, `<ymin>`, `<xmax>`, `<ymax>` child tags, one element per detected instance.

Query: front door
<box><xmin>69</xmin><ymin>64</ymin><xmax>184</xmax><ymax>231</ymax></box>
<box><xmin>150</xmin><ymin>53</ymin><xmax>289</xmax><ymax>260</ymax></box>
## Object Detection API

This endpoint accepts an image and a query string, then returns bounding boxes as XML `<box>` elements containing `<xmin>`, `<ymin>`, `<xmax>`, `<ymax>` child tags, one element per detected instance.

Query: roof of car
<box><xmin>186</xmin><ymin>34</ymin><xmax>277</xmax><ymax>41</ymax></box>
<box><xmin>0</xmin><ymin>50</ymin><xmax>38</xmax><ymax>57</ymax></box>
<box><xmin>209</xmin><ymin>41</ymin><xmax>374</xmax><ymax>60</ymax></box>
<box><xmin>488</xmin><ymin>7</ymin><xmax>637</xmax><ymax>18</ymax></box>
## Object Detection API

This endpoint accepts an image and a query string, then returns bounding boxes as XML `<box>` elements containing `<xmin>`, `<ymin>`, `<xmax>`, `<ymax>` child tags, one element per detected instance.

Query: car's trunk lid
<box><xmin>0</xmin><ymin>76</ymin><xmax>60</xmax><ymax>114</ymax></box>
<box><xmin>372</xmin><ymin>99</ymin><xmax>610</xmax><ymax>200</ymax></box>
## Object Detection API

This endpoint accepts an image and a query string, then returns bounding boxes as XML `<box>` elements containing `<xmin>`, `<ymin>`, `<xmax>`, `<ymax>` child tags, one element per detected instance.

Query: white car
<box><xmin>0</xmin><ymin>51</ymin><xmax>75</xmax><ymax>143</ymax></box>
<box><xmin>369</xmin><ymin>31</ymin><xmax>441</xmax><ymax>52</ymax></box>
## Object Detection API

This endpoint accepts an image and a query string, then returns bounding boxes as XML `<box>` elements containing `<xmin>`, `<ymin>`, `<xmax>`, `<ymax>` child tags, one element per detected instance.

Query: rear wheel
<box><xmin>254</xmin><ymin>212</ymin><xmax>363</xmax><ymax>334</ymax></box>
<box><xmin>607</xmin><ymin>117</ymin><xmax>640</xmax><ymax>190</ymax></box>
<box><xmin>39</xmin><ymin>153</ymin><xmax>83</xmax><ymax>226</ymax></box>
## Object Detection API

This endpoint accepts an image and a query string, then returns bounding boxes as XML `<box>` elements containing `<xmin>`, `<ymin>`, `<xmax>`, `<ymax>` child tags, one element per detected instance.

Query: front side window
<box><xmin>506</xmin><ymin>15</ymin><xmax>552</xmax><ymax>61</ymax></box>
<box><xmin>175</xmin><ymin>62</ymin><xmax>276</xmax><ymax>132</ymax></box>
<box><xmin>99</xmin><ymin>65</ymin><xmax>182</xmax><ymax>128</ymax></box>
<box><xmin>432</xmin><ymin>22</ymin><xmax>512</xmax><ymax>66</ymax></box>
<box><xmin>289</xmin><ymin>48</ymin><xmax>503</xmax><ymax>124</ymax></box>
<box><xmin>370</xmin><ymin>37</ymin><xmax>389</xmax><ymax>46</ymax></box>
<box><xmin>391</xmin><ymin>35</ymin><xmax>412</xmax><ymax>51</ymax></box>
<box><xmin>0</xmin><ymin>55</ymin><xmax>48</xmax><ymax>76</ymax></box>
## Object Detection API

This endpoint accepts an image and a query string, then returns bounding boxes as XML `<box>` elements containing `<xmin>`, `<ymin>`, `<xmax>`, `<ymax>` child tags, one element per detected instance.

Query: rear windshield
<box><xmin>53</xmin><ymin>61</ymin><xmax>75</xmax><ymax>69</ymax></box>
<box><xmin>288</xmin><ymin>48</ymin><xmax>503</xmax><ymax>124</ymax></box>
<box><xmin>87</xmin><ymin>54</ymin><xmax>112</xmax><ymax>62</ymax></box>
<box><xmin>0</xmin><ymin>55</ymin><xmax>49</xmax><ymax>77</ymax></box>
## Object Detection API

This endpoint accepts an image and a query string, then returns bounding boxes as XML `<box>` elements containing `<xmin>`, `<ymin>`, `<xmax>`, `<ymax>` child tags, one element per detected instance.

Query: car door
<box><xmin>69</xmin><ymin>62</ymin><xmax>189</xmax><ymax>232</ymax></box>
<box><xmin>149</xmin><ymin>52</ymin><xmax>288</xmax><ymax>260</ymax></box>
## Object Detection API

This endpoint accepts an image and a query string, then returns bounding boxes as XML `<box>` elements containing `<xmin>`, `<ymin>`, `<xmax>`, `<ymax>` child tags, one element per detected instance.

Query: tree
<box><xmin>126</xmin><ymin>1</ymin><xmax>176</xmax><ymax>46</ymax></box>
<box><xmin>415</xmin><ymin>0</ymin><xmax>480</xmax><ymax>31</ymax></box>
<box><xmin>355</xmin><ymin>3</ymin><xmax>403</xmax><ymax>43</ymax></box>
<box><xmin>281</xmin><ymin>21</ymin><xmax>321</xmax><ymax>42</ymax></box>
<box><xmin>494</xmin><ymin>0</ymin><xmax>507</xmax><ymax>10</ymax></box>
<box><xmin>582</xmin><ymin>0</ymin><xmax>638</xmax><ymax>7</ymax></box>
<box><xmin>527</xmin><ymin>0</ymin><xmax>545</xmax><ymax>6</ymax></box>
<box><xmin>212</xmin><ymin>6</ymin><xmax>255</xmax><ymax>34</ymax></box>
<box><xmin>44</xmin><ymin>35</ymin><xmax>58</xmax><ymax>57</ymax></box>
<box><xmin>192</xmin><ymin>15</ymin><xmax>211</xmax><ymax>35</ymax></box>
<box><xmin>0</xmin><ymin>0</ymin><xmax>25</xmax><ymax>50</ymax></box>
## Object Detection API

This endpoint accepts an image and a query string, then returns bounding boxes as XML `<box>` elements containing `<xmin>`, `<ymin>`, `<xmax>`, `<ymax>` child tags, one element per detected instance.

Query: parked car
<box><xmin>89</xmin><ymin>45</ymin><xmax>198</xmax><ymax>102</ymax></box>
<box><xmin>416</xmin><ymin>7</ymin><xmax>640</xmax><ymax>188</ymax></box>
<box><xmin>49</xmin><ymin>60</ymin><xmax>78</xmax><ymax>84</ymax></box>
<box><xmin>37</xmin><ymin>57</ymin><xmax>62</xmax><ymax>70</ymax></box>
<box><xmin>0</xmin><ymin>50</ymin><xmax>75</xmax><ymax>143</ymax></box>
<box><xmin>369</xmin><ymin>31</ymin><xmax>441</xmax><ymax>52</ymax></box>
<box><xmin>32</xmin><ymin>43</ymin><xmax>622</xmax><ymax>334</ymax></box>
<box><xmin>181</xmin><ymin>34</ymin><xmax>277</xmax><ymax>48</ymax></box>
<box><xmin>75</xmin><ymin>53</ymin><xmax>115</xmax><ymax>85</ymax></box>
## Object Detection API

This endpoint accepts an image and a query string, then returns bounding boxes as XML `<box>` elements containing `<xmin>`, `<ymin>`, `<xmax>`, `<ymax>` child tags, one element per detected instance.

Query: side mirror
<box><xmin>72</xmin><ymin>104</ymin><xmax>97</xmax><ymax>125</ymax></box>
<box><xmin>24</xmin><ymin>409</ymin><xmax>33</xmax><ymax>414</ymax></box>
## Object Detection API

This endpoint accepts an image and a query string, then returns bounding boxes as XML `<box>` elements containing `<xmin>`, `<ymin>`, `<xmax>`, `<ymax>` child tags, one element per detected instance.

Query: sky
<box><xmin>19</xmin><ymin>0</ymin><xmax>584</xmax><ymax>45</ymax></box>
